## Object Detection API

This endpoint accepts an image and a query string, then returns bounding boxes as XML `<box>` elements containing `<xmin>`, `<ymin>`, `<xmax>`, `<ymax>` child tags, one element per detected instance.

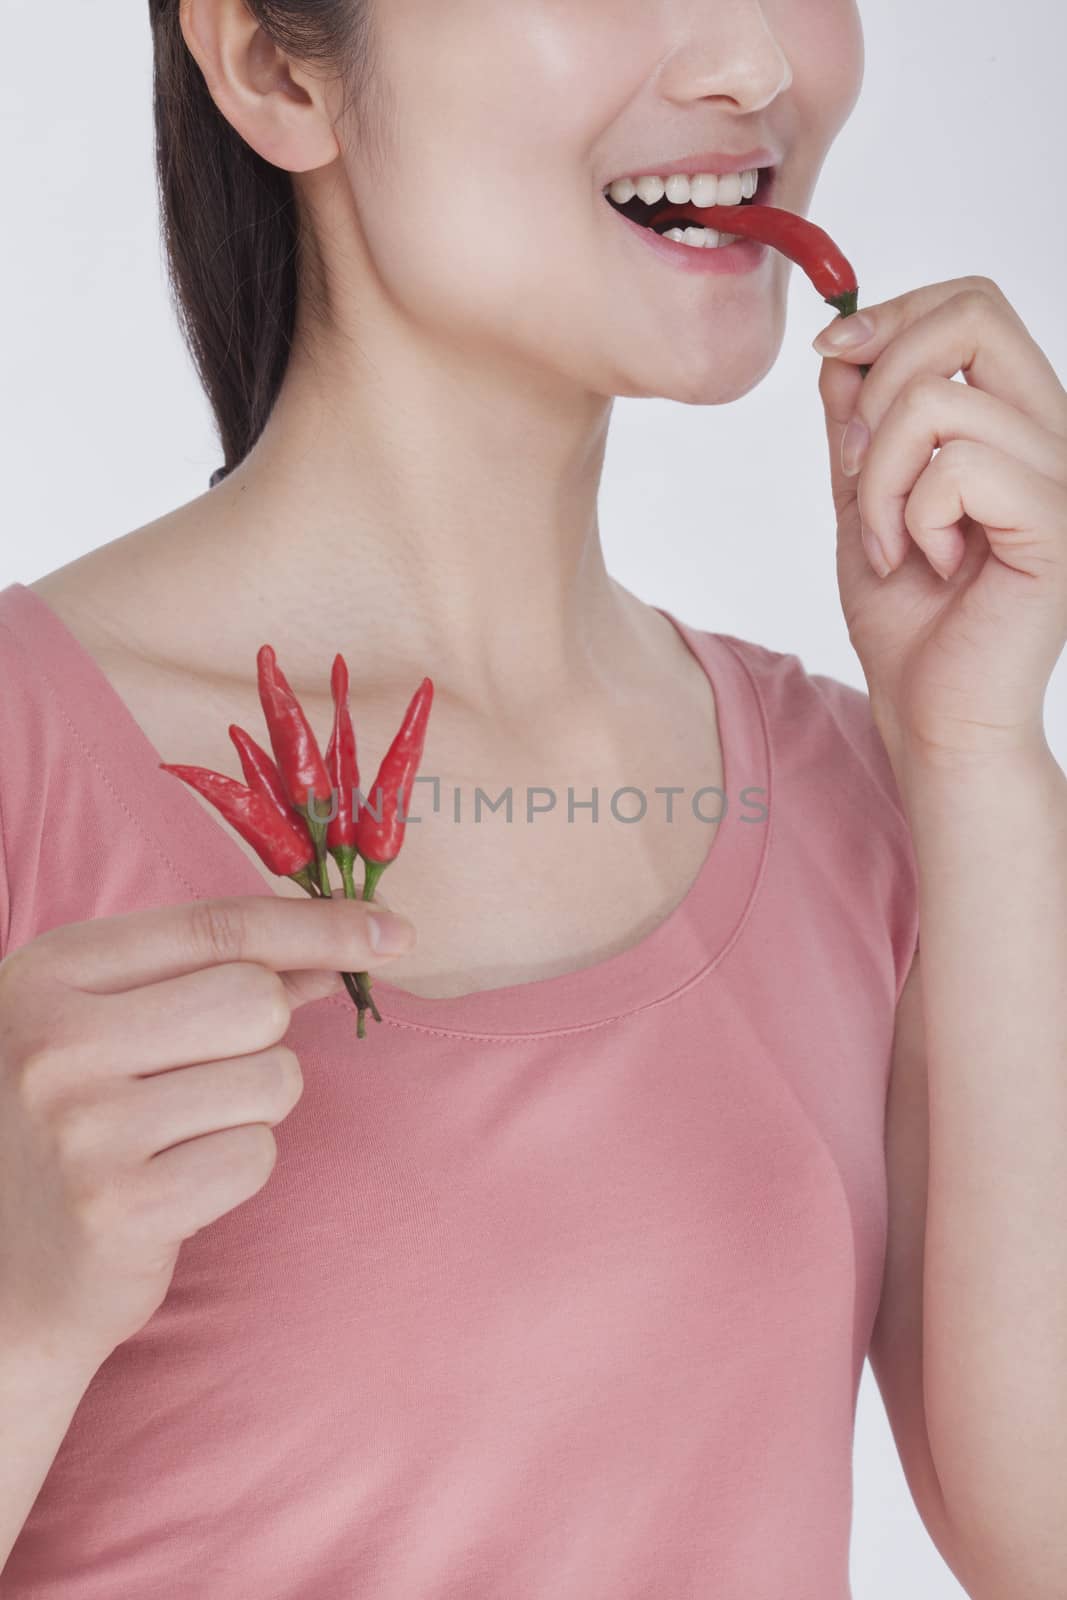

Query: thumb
<box><xmin>817</xmin><ymin>353</ymin><xmax>866</xmax><ymax>521</ymax></box>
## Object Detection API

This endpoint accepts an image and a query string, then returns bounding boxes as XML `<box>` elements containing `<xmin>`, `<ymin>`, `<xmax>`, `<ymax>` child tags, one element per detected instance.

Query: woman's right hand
<box><xmin>0</xmin><ymin>894</ymin><xmax>415</xmax><ymax>1373</ymax></box>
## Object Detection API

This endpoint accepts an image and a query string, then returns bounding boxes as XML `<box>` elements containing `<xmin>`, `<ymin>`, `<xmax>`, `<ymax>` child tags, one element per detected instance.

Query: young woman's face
<box><xmin>335</xmin><ymin>0</ymin><xmax>863</xmax><ymax>405</ymax></box>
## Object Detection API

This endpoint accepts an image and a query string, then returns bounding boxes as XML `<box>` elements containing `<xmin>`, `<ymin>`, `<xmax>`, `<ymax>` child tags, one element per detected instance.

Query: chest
<box><xmin>90</xmin><ymin>644</ymin><xmax>726</xmax><ymax>1002</ymax></box>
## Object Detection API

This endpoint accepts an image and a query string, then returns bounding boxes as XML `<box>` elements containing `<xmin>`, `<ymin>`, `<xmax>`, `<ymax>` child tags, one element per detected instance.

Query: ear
<box><xmin>178</xmin><ymin>0</ymin><xmax>340</xmax><ymax>173</ymax></box>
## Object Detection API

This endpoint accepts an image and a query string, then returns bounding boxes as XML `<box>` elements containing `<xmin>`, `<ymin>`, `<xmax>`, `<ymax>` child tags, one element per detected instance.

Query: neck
<box><xmin>191</xmin><ymin>302</ymin><xmax>630</xmax><ymax>710</ymax></box>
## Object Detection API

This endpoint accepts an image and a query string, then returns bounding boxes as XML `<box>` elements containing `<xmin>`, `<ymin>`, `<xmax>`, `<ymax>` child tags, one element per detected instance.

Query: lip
<box><xmin>610</xmin><ymin>207</ymin><xmax>772</xmax><ymax>276</ymax></box>
<box><xmin>603</xmin><ymin>147</ymin><xmax>782</xmax><ymax>187</ymax></box>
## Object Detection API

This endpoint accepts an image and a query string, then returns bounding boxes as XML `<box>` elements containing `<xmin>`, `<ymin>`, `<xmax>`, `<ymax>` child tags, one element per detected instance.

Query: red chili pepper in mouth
<box><xmin>693</xmin><ymin>201</ymin><xmax>871</xmax><ymax>376</ymax></box>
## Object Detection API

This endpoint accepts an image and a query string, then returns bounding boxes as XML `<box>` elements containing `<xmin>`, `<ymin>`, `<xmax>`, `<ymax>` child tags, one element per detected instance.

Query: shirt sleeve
<box><xmin>808</xmin><ymin>669</ymin><xmax>921</xmax><ymax>1004</ymax></box>
<box><xmin>0</xmin><ymin>610</ymin><xmax>30</xmax><ymax>965</ymax></box>
<box><xmin>0</xmin><ymin>772</ymin><xmax>8</xmax><ymax>964</ymax></box>
<box><xmin>0</xmin><ymin>624</ymin><xmax>13</xmax><ymax>963</ymax></box>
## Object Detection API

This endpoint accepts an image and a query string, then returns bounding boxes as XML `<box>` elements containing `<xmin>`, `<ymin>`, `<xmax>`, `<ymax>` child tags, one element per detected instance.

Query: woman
<box><xmin>1</xmin><ymin>1</ymin><xmax>1065</xmax><ymax>1595</ymax></box>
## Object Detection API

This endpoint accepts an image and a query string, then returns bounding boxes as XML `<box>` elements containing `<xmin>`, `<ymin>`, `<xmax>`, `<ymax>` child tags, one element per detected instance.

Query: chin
<box><xmin>660</xmin><ymin>336</ymin><xmax>783</xmax><ymax>406</ymax></box>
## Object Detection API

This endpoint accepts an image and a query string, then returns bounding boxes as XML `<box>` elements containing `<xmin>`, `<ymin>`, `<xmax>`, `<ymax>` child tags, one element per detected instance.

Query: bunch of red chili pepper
<box><xmin>161</xmin><ymin>648</ymin><xmax>434</xmax><ymax>1040</ymax></box>
<box><xmin>694</xmin><ymin>200</ymin><xmax>871</xmax><ymax>376</ymax></box>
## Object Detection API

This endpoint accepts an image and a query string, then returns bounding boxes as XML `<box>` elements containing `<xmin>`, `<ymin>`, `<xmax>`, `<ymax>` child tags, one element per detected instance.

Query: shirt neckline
<box><xmin>3</xmin><ymin>582</ymin><xmax>771</xmax><ymax>1039</ymax></box>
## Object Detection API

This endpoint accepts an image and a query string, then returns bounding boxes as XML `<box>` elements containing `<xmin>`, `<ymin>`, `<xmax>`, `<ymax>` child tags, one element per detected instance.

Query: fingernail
<box><xmin>840</xmin><ymin>416</ymin><xmax>870</xmax><ymax>477</ymax></box>
<box><xmin>813</xmin><ymin>313</ymin><xmax>875</xmax><ymax>353</ymax></box>
<box><xmin>861</xmin><ymin>523</ymin><xmax>892</xmax><ymax>579</ymax></box>
<box><xmin>367</xmin><ymin>910</ymin><xmax>416</xmax><ymax>953</ymax></box>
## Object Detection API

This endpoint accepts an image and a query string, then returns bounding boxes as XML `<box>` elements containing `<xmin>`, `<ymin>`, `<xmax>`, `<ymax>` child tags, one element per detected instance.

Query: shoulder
<box><xmin>0</xmin><ymin>583</ymin><xmax>52</xmax><ymax>725</ymax></box>
<box><xmin>711</xmin><ymin>627</ymin><xmax>920</xmax><ymax>999</ymax></box>
<box><xmin>713</xmin><ymin>629</ymin><xmax>909</xmax><ymax>830</ymax></box>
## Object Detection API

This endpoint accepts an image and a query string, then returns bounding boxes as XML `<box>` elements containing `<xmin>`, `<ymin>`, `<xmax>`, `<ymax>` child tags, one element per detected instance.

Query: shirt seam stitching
<box><xmin>360</xmin><ymin>629</ymin><xmax>774</xmax><ymax>1041</ymax></box>
<box><xmin>0</xmin><ymin>611</ymin><xmax>204</xmax><ymax>904</ymax></box>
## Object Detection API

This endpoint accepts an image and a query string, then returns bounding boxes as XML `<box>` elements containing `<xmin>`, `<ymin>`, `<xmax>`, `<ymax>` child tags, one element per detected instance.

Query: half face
<box><xmin>312</xmin><ymin>0</ymin><xmax>863</xmax><ymax>404</ymax></box>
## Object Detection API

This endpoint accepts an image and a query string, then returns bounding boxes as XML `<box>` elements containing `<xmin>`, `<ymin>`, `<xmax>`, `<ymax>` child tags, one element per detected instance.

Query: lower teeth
<box><xmin>659</xmin><ymin>226</ymin><xmax>739</xmax><ymax>249</ymax></box>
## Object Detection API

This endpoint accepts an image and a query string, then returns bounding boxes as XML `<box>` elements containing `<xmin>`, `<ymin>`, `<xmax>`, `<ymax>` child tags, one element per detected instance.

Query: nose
<box><xmin>656</xmin><ymin>0</ymin><xmax>792</xmax><ymax>112</ymax></box>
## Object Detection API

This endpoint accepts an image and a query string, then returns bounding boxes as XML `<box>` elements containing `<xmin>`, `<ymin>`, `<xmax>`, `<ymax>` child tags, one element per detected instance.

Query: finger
<box><xmin>904</xmin><ymin>441</ymin><xmax>1067</xmax><ymax>586</ymax></box>
<box><xmin>855</xmin><ymin>376</ymin><xmax>1067</xmax><ymax>570</ymax></box>
<box><xmin>100</xmin><ymin>1047</ymin><xmax>305</xmax><ymax>1163</ymax></box>
<box><xmin>815</xmin><ymin>278</ymin><xmax>1067</xmax><ymax>440</ymax></box>
<box><xmin>138</xmin><ymin>1123</ymin><xmax>284</xmax><ymax>1241</ymax></box>
<box><xmin>43</xmin><ymin>894</ymin><xmax>415</xmax><ymax>995</ymax></box>
<box><xmin>278</xmin><ymin>967</ymin><xmax>345</xmax><ymax>1007</ymax></box>
<box><xmin>66</xmin><ymin>961</ymin><xmax>319</xmax><ymax>1082</ymax></box>
<box><xmin>818</xmin><ymin>353</ymin><xmax>867</xmax><ymax>520</ymax></box>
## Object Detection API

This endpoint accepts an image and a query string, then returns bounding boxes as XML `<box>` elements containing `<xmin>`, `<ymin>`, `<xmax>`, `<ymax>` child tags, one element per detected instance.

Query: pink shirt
<box><xmin>0</xmin><ymin>581</ymin><xmax>918</xmax><ymax>1599</ymax></box>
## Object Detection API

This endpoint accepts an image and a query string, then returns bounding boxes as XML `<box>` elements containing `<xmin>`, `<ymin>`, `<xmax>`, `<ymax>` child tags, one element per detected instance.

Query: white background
<box><xmin>2</xmin><ymin>4</ymin><xmax>1064</xmax><ymax>1595</ymax></box>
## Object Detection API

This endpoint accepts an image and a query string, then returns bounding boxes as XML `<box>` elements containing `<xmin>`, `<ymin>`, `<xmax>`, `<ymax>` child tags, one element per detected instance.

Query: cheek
<box><xmin>779</xmin><ymin>0</ymin><xmax>865</xmax><ymax>143</ymax></box>
<box><xmin>343</xmin><ymin>3</ymin><xmax>618</xmax><ymax>326</ymax></box>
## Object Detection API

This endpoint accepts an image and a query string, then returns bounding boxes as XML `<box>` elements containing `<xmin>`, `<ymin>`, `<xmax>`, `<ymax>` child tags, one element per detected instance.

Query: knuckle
<box><xmin>70</xmin><ymin>1175</ymin><xmax>123</xmax><ymax>1241</ymax></box>
<box><xmin>936</xmin><ymin>437</ymin><xmax>969</xmax><ymax>470</ymax></box>
<box><xmin>15</xmin><ymin>1045</ymin><xmax>57</xmax><ymax>1107</ymax></box>
<box><xmin>900</xmin><ymin>371</ymin><xmax>942</xmax><ymax>412</ymax></box>
<box><xmin>12</xmin><ymin>1002</ymin><xmax>104</xmax><ymax>1109</ymax></box>
<box><xmin>188</xmin><ymin>898</ymin><xmax>249</xmax><ymax>967</ymax></box>
<box><xmin>219</xmin><ymin>953</ymin><xmax>292</xmax><ymax>1043</ymax></box>
<box><xmin>267</xmin><ymin>1044</ymin><xmax>304</xmax><ymax>1104</ymax></box>
<box><xmin>50</xmin><ymin>1093</ymin><xmax>108</xmax><ymax>1163</ymax></box>
<box><xmin>16</xmin><ymin>1041</ymin><xmax>77</xmax><ymax>1114</ymax></box>
<box><xmin>231</xmin><ymin>965</ymin><xmax>292</xmax><ymax>1042</ymax></box>
<box><xmin>957</xmin><ymin>281</ymin><xmax>1000</xmax><ymax>320</ymax></box>
<box><xmin>241</xmin><ymin>1122</ymin><xmax>279</xmax><ymax>1175</ymax></box>
<box><xmin>255</xmin><ymin>1043</ymin><xmax>307</xmax><ymax>1120</ymax></box>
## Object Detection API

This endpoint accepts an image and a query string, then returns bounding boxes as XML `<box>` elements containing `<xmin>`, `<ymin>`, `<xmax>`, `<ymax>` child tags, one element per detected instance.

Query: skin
<box><xmin>814</xmin><ymin>275</ymin><xmax>1067</xmax><ymax>1591</ymax></box>
<box><xmin>32</xmin><ymin>0</ymin><xmax>864</xmax><ymax>999</ymax></box>
<box><xmin>23</xmin><ymin>4</ymin><xmax>1067</xmax><ymax>1587</ymax></box>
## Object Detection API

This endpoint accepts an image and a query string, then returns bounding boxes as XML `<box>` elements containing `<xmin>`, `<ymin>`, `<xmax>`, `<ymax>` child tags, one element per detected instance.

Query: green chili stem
<box><xmin>345</xmin><ymin>856</ymin><xmax>388</xmax><ymax>1038</ymax></box>
<box><xmin>294</xmin><ymin>846</ymin><xmax>378</xmax><ymax>1036</ymax></box>
<box><xmin>328</xmin><ymin>851</ymin><xmax>381</xmax><ymax>1038</ymax></box>
<box><xmin>361</xmin><ymin>857</ymin><xmax>388</xmax><ymax>901</ymax></box>
<box><xmin>824</xmin><ymin>287</ymin><xmax>871</xmax><ymax>378</ymax></box>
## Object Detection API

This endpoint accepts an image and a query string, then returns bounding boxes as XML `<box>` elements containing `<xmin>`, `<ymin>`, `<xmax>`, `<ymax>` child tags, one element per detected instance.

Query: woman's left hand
<box><xmin>815</xmin><ymin>275</ymin><xmax>1067</xmax><ymax>765</ymax></box>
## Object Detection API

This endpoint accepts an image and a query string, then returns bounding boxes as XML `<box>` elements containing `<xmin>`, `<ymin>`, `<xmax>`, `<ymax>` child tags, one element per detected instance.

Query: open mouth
<box><xmin>604</xmin><ymin>165</ymin><xmax>776</xmax><ymax>234</ymax></box>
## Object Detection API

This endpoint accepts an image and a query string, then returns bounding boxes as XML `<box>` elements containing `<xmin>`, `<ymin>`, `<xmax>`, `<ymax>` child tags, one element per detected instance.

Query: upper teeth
<box><xmin>605</xmin><ymin>167</ymin><xmax>759</xmax><ymax>208</ymax></box>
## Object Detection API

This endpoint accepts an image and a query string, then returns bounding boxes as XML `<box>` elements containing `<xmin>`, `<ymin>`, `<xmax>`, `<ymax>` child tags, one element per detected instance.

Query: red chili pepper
<box><xmin>256</xmin><ymin>645</ymin><xmax>334</xmax><ymax>821</ymax></box>
<box><xmin>159</xmin><ymin>763</ymin><xmax>316</xmax><ymax>887</ymax></box>
<box><xmin>324</xmin><ymin>654</ymin><xmax>360</xmax><ymax>886</ymax></box>
<box><xmin>324</xmin><ymin>653</ymin><xmax>379</xmax><ymax>1032</ymax></box>
<box><xmin>340</xmin><ymin>676</ymin><xmax>433</xmax><ymax>1039</ymax></box>
<box><xmin>690</xmin><ymin>201</ymin><xmax>871</xmax><ymax>376</ymax></box>
<box><xmin>229</xmin><ymin>723</ymin><xmax>311</xmax><ymax>841</ymax></box>
<box><xmin>355</xmin><ymin>677</ymin><xmax>434</xmax><ymax>902</ymax></box>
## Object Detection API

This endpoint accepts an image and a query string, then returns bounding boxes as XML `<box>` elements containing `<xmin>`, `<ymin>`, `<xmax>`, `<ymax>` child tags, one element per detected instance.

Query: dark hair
<box><xmin>147</xmin><ymin>1</ymin><xmax>379</xmax><ymax>486</ymax></box>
